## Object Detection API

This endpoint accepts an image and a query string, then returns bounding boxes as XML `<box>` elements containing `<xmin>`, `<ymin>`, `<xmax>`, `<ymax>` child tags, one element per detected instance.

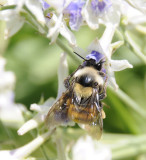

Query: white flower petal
<box><xmin>72</xmin><ymin>136</ymin><xmax>112</xmax><ymax>160</ymax></box>
<box><xmin>107</xmin><ymin>67</ymin><xmax>119</xmax><ymax>89</ymax></box>
<box><xmin>25</xmin><ymin>0</ymin><xmax>46</xmax><ymax>26</ymax></box>
<box><xmin>99</xmin><ymin>24</ymin><xmax>116</xmax><ymax>55</ymax></box>
<box><xmin>101</xmin><ymin>2</ymin><xmax>121</xmax><ymax>27</ymax></box>
<box><xmin>57</xmin><ymin>53</ymin><xmax>68</xmax><ymax>98</ymax></box>
<box><xmin>108</xmin><ymin>75</ymin><xmax>119</xmax><ymax>90</ymax></box>
<box><xmin>87</xmin><ymin>38</ymin><xmax>104</xmax><ymax>55</ymax></box>
<box><xmin>60</xmin><ymin>21</ymin><xmax>76</xmax><ymax>46</ymax></box>
<box><xmin>17</xmin><ymin>113</ymin><xmax>45</xmax><ymax>135</ymax></box>
<box><xmin>0</xmin><ymin>131</ymin><xmax>53</xmax><ymax>160</ymax></box>
<box><xmin>0</xmin><ymin>10</ymin><xmax>24</xmax><ymax>38</ymax></box>
<box><xmin>0</xmin><ymin>0</ymin><xmax>7</xmax><ymax>5</ymax></box>
<box><xmin>82</xmin><ymin>0</ymin><xmax>99</xmax><ymax>30</ymax></box>
<box><xmin>0</xmin><ymin>71</ymin><xmax>15</xmax><ymax>91</ymax></box>
<box><xmin>30</xmin><ymin>97</ymin><xmax>55</xmax><ymax>112</ymax></box>
<box><xmin>110</xmin><ymin>59</ymin><xmax>133</xmax><ymax>71</ymax></box>
<box><xmin>0</xmin><ymin>58</ymin><xmax>6</xmax><ymax>71</ymax></box>
<box><xmin>15</xmin><ymin>0</ymin><xmax>25</xmax><ymax>11</ymax></box>
<box><xmin>0</xmin><ymin>150</ymin><xmax>18</xmax><ymax>160</ymax></box>
<box><xmin>126</xmin><ymin>0</ymin><xmax>146</xmax><ymax>14</ymax></box>
<box><xmin>110</xmin><ymin>41</ymin><xmax>124</xmax><ymax>54</ymax></box>
<box><xmin>47</xmin><ymin>14</ymin><xmax>62</xmax><ymax>43</ymax></box>
<box><xmin>45</xmin><ymin>0</ymin><xmax>72</xmax><ymax>13</ymax></box>
<box><xmin>0</xmin><ymin>104</ymin><xmax>25</xmax><ymax>128</ymax></box>
<box><xmin>30</xmin><ymin>103</ymin><xmax>42</xmax><ymax>112</ymax></box>
<box><xmin>43</xmin><ymin>97</ymin><xmax>55</xmax><ymax>106</ymax></box>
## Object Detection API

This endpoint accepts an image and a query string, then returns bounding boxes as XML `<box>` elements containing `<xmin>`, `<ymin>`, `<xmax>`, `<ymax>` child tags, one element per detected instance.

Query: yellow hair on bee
<box><xmin>74</xmin><ymin>83</ymin><xmax>92</xmax><ymax>98</ymax></box>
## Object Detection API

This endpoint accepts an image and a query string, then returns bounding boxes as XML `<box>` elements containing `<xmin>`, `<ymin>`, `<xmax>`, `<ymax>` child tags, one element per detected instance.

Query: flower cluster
<box><xmin>0</xmin><ymin>0</ymin><xmax>146</xmax><ymax>159</ymax></box>
<box><xmin>1</xmin><ymin>0</ymin><xmax>145</xmax><ymax>88</ymax></box>
<box><xmin>0</xmin><ymin>57</ymin><xmax>25</xmax><ymax>128</ymax></box>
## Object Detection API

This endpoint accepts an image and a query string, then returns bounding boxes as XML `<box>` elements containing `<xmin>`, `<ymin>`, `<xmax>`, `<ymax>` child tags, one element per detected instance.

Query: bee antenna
<box><xmin>73</xmin><ymin>51</ymin><xmax>87</xmax><ymax>61</ymax></box>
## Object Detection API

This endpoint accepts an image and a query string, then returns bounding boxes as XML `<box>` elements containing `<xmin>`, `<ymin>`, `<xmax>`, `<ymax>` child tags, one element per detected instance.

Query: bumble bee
<box><xmin>45</xmin><ymin>51</ymin><xmax>107</xmax><ymax>139</ymax></box>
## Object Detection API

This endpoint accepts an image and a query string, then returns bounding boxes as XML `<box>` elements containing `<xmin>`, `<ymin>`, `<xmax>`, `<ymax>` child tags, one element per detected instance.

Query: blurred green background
<box><xmin>1</xmin><ymin>22</ymin><xmax>146</xmax><ymax>159</ymax></box>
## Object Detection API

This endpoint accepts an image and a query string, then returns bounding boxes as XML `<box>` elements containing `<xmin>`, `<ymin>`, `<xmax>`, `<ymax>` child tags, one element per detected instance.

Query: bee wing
<box><xmin>79</xmin><ymin>108</ymin><xmax>106</xmax><ymax>140</ymax></box>
<box><xmin>79</xmin><ymin>112</ymin><xmax>103</xmax><ymax>140</ymax></box>
<box><xmin>45</xmin><ymin>90</ymin><xmax>74</xmax><ymax>130</ymax></box>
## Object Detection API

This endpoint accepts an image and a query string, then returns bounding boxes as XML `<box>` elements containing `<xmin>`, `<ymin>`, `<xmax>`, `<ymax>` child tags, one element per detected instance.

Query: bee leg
<box><xmin>64</xmin><ymin>65</ymin><xmax>82</xmax><ymax>88</ymax></box>
<box><xmin>91</xmin><ymin>88</ymin><xmax>101</xmax><ymax>112</ymax></box>
<box><xmin>99</xmin><ymin>91</ymin><xmax>106</xmax><ymax>100</ymax></box>
<box><xmin>98</xmin><ymin>72</ymin><xmax>108</xmax><ymax>100</ymax></box>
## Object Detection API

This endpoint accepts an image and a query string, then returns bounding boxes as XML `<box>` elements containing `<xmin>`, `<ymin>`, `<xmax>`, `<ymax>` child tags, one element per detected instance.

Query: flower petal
<box><xmin>99</xmin><ymin>24</ymin><xmax>116</xmax><ymax>57</ymax></box>
<box><xmin>0</xmin><ymin>10</ymin><xmax>24</xmax><ymax>38</ymax></box>
<box><xmin>110</xmin><ymin>59</ymin><xmax>133</xmax><ymax>71</ymax></box>
<box><xmin>17</xmin><ymin>113</ymin><xmax>45</xmax><ymax>135</ymax></box>
<box><xmin>30</xmin><ymin>98</ymin><xmax>55</xmax><ymax>112</ymax></box>
<box><xmin>25</xmin><ymin>0</ymin><xmax>46</xmax><ymax>27</ymax></box>
<box><xmin>87</xmin><ymin>38</ymin><xmax>104</xmax><ymax>55</ymax></box>
<box><xmin>57</xmin><ymin>53</ymin><xmax>68</xmax><ymax>99</ymax></box>
<box><xmin>64</xmin><ymin>0</ymin><xmax>85</xmax><ymax>31</ymax></box>
<box><xmin>60</xmin><ymin>21</ymin><xmax>77</xmax><ymax>46</ymax></box>
<box><xmin>0</xmin><ymin>131</ymin><xmax>53</xmax><ymax>160</ymax></box>
<box><xmin>72</xmin><ymin>136</ymin><xmax>112</xmax><ymax>160</ymax></box>
<box><xmin>45</xmin><ymin>0</ymin><xmax>72</xmax><ymax>13</ymax></box>
<box><xmin>47</xmin><ymin>14</ymin><xmax>62</xmax><ymax>44</ymax></box>
<box><xmin>110</xmin><ymin>40</ymin><xmax>124</xmax><ymax>54</ymax></box>
<box><xmin>82</xmin><ymin>0</ymin><xmax>99</xmax><ymax>30</ymax></box>
<box><xmin>86</xmin><ymin>50</ymin><xmax>105</xmax><ymax>62</ymax></box>
<box><xmin>107</xmin><ymin>67</ymin><xmax>119</xmax><ymax>89</ymax></box>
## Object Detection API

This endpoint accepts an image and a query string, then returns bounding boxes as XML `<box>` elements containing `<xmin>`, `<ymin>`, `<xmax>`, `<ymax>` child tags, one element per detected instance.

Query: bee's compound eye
<box><xmin>78</xmin><ymin>75</ymin><xmax>93</xmax><ymax>87</ymax></box>
<box><xmin>85</xmin><ymin>76</ymin><xmax>92</xmax><ymax>84</ymax></box>
<box><xmin>94</xmin><ymin>82</ymin><xmax>98</xmax><ymax>87</ymax></box>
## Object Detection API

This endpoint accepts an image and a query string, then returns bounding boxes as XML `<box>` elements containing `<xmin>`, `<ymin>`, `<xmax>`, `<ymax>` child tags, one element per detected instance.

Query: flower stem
<box><xmin>111</xmin><ymin>134</ymin><xmax>146</xmax><ymax>159</ymax></box>
<box><xmin>55</xmin><ymin>129</ymin><xmax>66</xmax><ymax>160</ymax></box>
<box><xmin>0</xmin><ymin>5</ymin><xmax>16</xmax><ymax>11</ymax></box>
<box><xmin>13</xmin><ymin>130</ymin><xmax>55</xmax><ymax>159</ymax></box>
<box><xmin>56</xmin><ymin>38</ymin><xmax>81</xmax><ymax>64</ymax></box>
<box><xmin>40</xmin><ymin>145</ymin><xmax>50</xmax><ymax>160</ymax></box>
<box><xmin>109</xmin><ymin>87</ymin><xmax>146</xmax><ymax>119</ymax></box>
<box><xmin>125</xmin><ymin>31</ymin><xmax>146</xmax><ymax>64</ymax></box>
<box><xmin>23</xmin><ymin>5</ymin><xmax>47</xmax><ymax>34</ymax></box>
<box><xmin>0</xmin><ymin>120</ymin><xmax>16</xmax><ymax>148</ymax></box>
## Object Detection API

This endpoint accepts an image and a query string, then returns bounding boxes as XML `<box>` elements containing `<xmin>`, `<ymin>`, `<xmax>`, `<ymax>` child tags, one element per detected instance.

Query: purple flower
<box><xmin>86</xmin><ymin>50</ymin><xmax>104</xmax><ymax>63</ymax></box>
<box><xmin>40</xmin><ymin>0</ymin><xmax>50</xmax><ymax>10</ymax></box>
<box><xmin>91</xmin><ymin>0</ymin><xmax>112</xmax><ymax>16</ymax></box>
<box><xmin>64</xmin><ymin>0</ymin><xmax>85</xmax><ymax>31</ymax></box>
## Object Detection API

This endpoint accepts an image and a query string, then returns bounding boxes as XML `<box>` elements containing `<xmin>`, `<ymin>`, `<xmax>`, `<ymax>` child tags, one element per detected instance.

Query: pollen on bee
<box><xmin>102</xmin><ymin>110</ymin><xmax>106</xmax><ymax>119</ymax></box>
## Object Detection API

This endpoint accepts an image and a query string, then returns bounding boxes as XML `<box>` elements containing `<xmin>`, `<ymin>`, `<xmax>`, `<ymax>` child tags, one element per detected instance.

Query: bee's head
<box><xmin>73</xmin><ymin>51</ymin><xmax>105</xmax><ymax>71</ymax></box>
<box><xmin>84</xmin><ymin>58</ymin><xmax>105</xmax><ymax>71</ymax></box>
<box><xmin>85</xmin><ymin>51</ymin><xmax>105</xmax><ymax>71</ymax></box>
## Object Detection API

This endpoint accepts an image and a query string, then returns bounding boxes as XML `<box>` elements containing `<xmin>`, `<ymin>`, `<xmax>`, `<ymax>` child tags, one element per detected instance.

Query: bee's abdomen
<box><xmin>68</xmin><ymin>103</ymin><xmax>98</xmax><ymax>124</ymax></box>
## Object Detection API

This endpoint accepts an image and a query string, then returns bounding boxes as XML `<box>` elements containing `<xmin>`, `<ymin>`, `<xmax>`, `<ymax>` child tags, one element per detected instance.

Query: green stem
<box><xmin>56</xmin><ymin>38</ymin><xmax>81</xmax><ymax>64</ymax></box>
<box><xmin>125</xmin><ymin>31</ymin><xmax>146</xmax><ymax>64</ymax></box>
<box><xmin>20</xmin><ymin>11</ymin><xmax>38</xmax><ymax>31</ymax></box>
<box><xmin>109</xmin><ymin>87</ymin><xmax>146</xmax><ymax>119</ymax></box>
<box><xmin>0</xmin><ymin>120</ymin><xmax>16</xmax><ymax>148</ymax></box>
<box><xmin>55</xmin><ymin>130</ymin><xmax>66</xmax><ymax>160</ymax></box>
<box><xmin>13</xmin><ymin>130</ymin><xmax>54</xmax><ymax>159</ymax></box>
<box><xmin>111</xmin><ymin>134</ymin><xmax>146</xmax><ymax>159</ymax></box>
<box><xmin>23</xmin><ymin>5</ymin><xmax>80</xmax><ymax>64</ymax></box>
<box><xmin>40</xmin><ymin>145</ymin><xmax>50</xmax><ymax>160</ymax></box>
<box><xmin>23</xmin><ymin>5</ymin><xmax>48</xmax><ymax>34</ymax></box>
<box><xmin>0</xmin><ymin>5</ymin><xmax>16</xmax><ymax>10</ymax></box>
